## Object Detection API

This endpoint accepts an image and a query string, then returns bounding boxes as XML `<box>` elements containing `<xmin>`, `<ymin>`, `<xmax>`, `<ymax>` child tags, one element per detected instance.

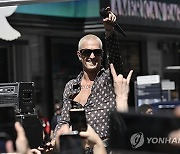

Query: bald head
<box><xmin>78</xmin><ymin>34</ymin><xmax>103</xmax><ymax>50</ymax></box>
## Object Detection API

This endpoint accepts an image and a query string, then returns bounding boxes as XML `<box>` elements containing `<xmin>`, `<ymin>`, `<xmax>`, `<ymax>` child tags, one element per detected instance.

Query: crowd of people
<box><xmin>36</xmin><ymin>102</ymin><xmax>63</xmax><ymax>143</ymax></box>
<box><xmin>1</xmin><ymin>6</ymin><xmax>180</xmax><ymax>154</ymax></box>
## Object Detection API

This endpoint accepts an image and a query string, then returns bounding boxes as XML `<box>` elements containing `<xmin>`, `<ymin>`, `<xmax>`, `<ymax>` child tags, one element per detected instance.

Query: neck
<box><xmin>82</xmin><ymin>68</ymin><xmax>100</xmax><ymax>82</ymax></box>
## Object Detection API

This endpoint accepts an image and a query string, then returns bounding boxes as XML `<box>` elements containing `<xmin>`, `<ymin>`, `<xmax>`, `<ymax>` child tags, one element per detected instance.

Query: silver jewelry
<box><xmin>81</xmin><ymin>85</ymin><xmax>91</xmax><ymax>89</ymax></box>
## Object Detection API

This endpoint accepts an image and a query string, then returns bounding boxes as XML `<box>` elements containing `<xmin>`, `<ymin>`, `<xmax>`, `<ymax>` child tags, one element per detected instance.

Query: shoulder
<box><xmin>102</xmin><ymin>68</ymin><xmax>111</xmax><ymax>78</ymax></box>
<box><xmin>64</xmin><ymin>72</ymin><xmax>82</xmax><ymax>89</ymax></box>
<box><xmin>65</xmin><ymin>79</ymin><xmax>75</xmax><ymax>87</ymax></box>
<box><xmin>63</xmin><ymin>78</ymin><xmax>79</xmax><ymax>97</ymax></box>
<box><xmin>63</xmin><ymin>80</ymin><xmax>74</xmax><ymax>96</ymax></box>
<box><xmin>105</xmin><ymin>68</ymin><xmax>110</xmax><ymax>74</ymax></box>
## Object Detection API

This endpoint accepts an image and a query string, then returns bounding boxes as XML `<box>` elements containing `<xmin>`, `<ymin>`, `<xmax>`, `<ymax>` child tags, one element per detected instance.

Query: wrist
<box><xmin>116</xmin><ymin>104</ymin><xmax>128</xmax><ymax>112</ymax></box>
<box><xmin>105</xmin><ymin>28</ymin><xmax>114</xmax><ymax>37</ymax></box>
<box><xmin>116</xmin><ymin>96</ymin><xmax>128</xmax><ymax>112</ymax></box>
<box><xmin>105</xmin><ymin>29</ymin><xmax>112</xmax><ymax>32</ymax></box>
<box><xmin>116</xmin><ymin>95</ymin><xmax>128</xmax><ymax>101</ymax></box>
<box><xmin>94</xmin><ymin>139</ymin><xmax>104</xmax><ymax>149</ymax></box>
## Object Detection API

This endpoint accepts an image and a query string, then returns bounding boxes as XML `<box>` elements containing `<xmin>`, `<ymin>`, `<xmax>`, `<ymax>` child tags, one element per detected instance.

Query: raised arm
<box><xmin>103</xmin><ymin>7</ymin><xmax>123</xmax><ymax>75</ymax></box>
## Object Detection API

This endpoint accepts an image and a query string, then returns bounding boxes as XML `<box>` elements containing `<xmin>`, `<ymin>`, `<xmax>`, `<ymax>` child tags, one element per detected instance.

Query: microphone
<box><xmin>100</xmin><ymin>8</ymin><xmax>126</xmax><ymax>38</ymax></box>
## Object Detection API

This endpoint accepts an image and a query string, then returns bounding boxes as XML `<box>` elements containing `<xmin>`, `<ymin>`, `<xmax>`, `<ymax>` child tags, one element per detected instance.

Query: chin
<box><xmin>85</xmin><ymin>64</ymin><xmax>100</xmax><ymax>71</ymax></box>
<box><xmin>88</xmin><ymin>67</ymin><xmax>98</xmax><ymax>71</ymax></box>
<box><xmin>83</xmin><ymin>61</ymin><xmax>101</xmax><ymax>71</ymax></box>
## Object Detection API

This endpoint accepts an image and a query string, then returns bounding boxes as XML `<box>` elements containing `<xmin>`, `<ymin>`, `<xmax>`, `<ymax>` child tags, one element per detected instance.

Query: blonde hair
<box><xmin>78</xmin><ymin>34</ymin><xmax>103</xmax><ymax>50</ymax></box>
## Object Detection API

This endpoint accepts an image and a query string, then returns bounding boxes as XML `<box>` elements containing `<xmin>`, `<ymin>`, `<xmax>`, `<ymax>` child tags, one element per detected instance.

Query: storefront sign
<box><xmin>110</xmin><ymin>0</ymin><xmax>180</xmax><ymax>22</ymax></box>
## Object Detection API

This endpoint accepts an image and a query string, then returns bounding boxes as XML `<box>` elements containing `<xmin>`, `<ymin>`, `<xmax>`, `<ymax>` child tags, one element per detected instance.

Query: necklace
<box><xmin>81</xmin><ymin>85</ymin><xmax>92</xmax><ymax>89</ymax></box>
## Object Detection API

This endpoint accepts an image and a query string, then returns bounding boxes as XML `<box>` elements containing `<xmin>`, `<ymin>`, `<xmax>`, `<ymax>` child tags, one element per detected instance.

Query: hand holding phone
<box><xmin>59</xmin><ymin>131</ymin><xmax>84</xmax><ymax>154</ymax></box>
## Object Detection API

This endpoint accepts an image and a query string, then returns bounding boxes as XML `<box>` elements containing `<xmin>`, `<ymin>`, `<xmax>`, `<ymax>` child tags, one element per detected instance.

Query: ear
<box><xmin>77</xmin><ymin>51</ymin><xmax>82</xmax><ymax>61</ymax></box>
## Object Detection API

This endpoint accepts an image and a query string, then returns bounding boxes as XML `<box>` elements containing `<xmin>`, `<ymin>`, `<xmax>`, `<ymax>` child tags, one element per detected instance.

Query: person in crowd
<box><xmin>5</xmin><ymin>122</ymin><xmax>106</xmax><ymax>154</ymax></box>
<box><xmin>37</xmin><ymin>109</ymin><xmax>51</xmax><ymax>143</ymax></box>
<box><xmin>50</xmin><ymin>6</ymin><xmax>133</xmax><ymax>153</ymax></box>
<box><xmin>137</xmin><ymin>104</ymin><xmax>153</xmax><ymax>115</ymax></box>
<box><xmin>50</xmin><ymin>103</ymin><xmax>62</xmax><ymax>139</ymax></box>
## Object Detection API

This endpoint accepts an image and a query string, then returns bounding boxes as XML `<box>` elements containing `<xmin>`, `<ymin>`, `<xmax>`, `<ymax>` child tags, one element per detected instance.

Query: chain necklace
<box><xmin>81</xmin><ymin>85</ymin><xmax>92</xmax><ymax>89</ymax></box>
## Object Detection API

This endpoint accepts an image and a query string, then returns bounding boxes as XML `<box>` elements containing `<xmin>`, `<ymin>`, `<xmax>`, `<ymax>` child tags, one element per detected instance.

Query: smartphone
<box><xmin>69</xmin><ymin>108</ymin><xmax>87</xmax><ymax>132</ymax></box>
<box><xmin>0</xmin><ymin>106</ymin><xmax>16</xmax><ymax>147</ymax></box>
<box><xmin>109</xmin><ymin>111</ymin><xmax>180</xmax><ymax>154</ymax></box>
<box><xmin>59</xmin><ymin>131</ymin><xmax>84</xmax><ymax>154</ymax></box>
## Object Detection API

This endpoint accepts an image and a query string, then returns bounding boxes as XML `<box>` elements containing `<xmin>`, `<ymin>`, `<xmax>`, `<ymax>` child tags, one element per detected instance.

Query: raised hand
<box><xmin>102</xmin><ymin>7</ymin><xmax>116</xmax><ymax>33</ymax></box>
<box><xmin>110</xmin><ymin>63</ymin><xmax>133</xmax><ymax>112</ymax></box>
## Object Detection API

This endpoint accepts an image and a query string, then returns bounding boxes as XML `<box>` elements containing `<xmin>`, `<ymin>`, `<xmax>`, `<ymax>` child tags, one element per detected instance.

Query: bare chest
<box><xmin>73</xmin><ymin>89</ymin><xmax>91</xmax><ymax>106</ymax></box>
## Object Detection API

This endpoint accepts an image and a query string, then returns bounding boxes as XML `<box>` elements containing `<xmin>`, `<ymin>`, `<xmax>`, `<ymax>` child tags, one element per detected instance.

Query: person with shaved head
<box><xmin>52</xmin><ymin>7</ymin><xmax>133</xmax><ymax>154</ymax></box>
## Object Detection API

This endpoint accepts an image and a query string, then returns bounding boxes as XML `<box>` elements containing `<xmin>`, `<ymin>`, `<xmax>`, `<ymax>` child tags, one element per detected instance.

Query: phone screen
<box><xmin>0</xmin><ymin>106</ymin><xmax>16</xmax><ymax>143</ymax></box>
<box><xmin>59</xmin><ymin>133</ymin><xmax>84</xmax><ymax>154</ymax></box>
<box><xmin>109</xmin><ymin>111</ymin><xmax>180</xmax><ymax>153</ymax></box>
<box><xmin>70</xmin><ymin>108</ymin><xmax>87</xmax><ymax>132</ymax></box>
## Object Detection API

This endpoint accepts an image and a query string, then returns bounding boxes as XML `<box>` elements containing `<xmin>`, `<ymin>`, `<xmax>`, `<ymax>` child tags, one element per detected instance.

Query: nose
<box><xmin>89</xmin><ymin>52</ymin><xmax>95</xmax><ymax>58</ymax></box>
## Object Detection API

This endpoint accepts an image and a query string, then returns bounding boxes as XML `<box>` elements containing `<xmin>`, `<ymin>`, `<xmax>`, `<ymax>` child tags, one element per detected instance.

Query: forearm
<box><xmin>53</xmin><ymin>98</ymin><xmax>71</xmax><ymax>138</ymax></box>
<box><xmin>53</xmin><ymin>122</ymin><xmax>69</xmax><ymax>139</ymax></box>
<box><xmin>106</xmin><ymin>32</ymin><xmax>123</xmax><ymax>75</ymax></box>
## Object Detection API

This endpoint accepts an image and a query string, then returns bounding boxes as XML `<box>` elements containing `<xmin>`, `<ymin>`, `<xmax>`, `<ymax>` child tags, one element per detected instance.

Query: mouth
<box><xmin>86</xmin><ymin>59</ymin><xmax>97</xmax><ymax>65</ymax></box>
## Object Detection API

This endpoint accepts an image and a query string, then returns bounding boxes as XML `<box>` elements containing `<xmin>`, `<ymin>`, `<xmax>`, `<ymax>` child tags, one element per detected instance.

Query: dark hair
<box><xmin>54</xmin><ymin>103</ymin><xmax>62</xmax><ymax>111</ymax></box>
<box><xmin>137</xmin><ymin>104</ymin><xmax>152</xmax><ymax>114</ymax></box>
